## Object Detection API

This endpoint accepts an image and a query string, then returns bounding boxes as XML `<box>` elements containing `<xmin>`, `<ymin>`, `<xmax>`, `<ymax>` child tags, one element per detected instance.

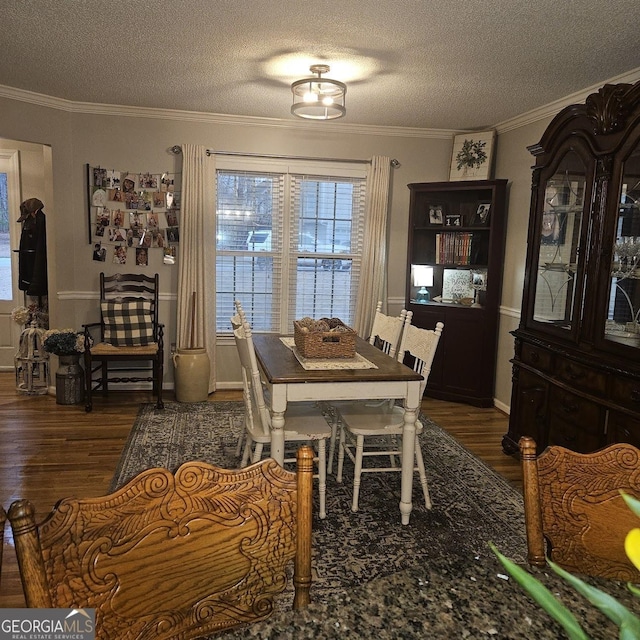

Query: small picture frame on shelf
<box><xmin>472</xmin><ymin>203</ymin><xmax>491</xmax><ymax>225</ymax></box>
<box><xmin>445</xmin><ymin>214</ymin><xmax>462</xmax><ymax>227</ymax></box>
<box><xmin>428</xmin><ymin>204</ymin><xmax>444</xmax><ymax>225</ymax></box>
<box><xmin>471</xmin><ymin>269</ymin><xmax>487</xmax><ymax>288</ymax></box>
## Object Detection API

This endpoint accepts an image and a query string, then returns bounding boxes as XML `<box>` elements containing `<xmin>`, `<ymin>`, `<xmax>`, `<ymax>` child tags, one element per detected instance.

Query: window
<box><xmin>0</xmin><ymin>171</ymin><xmax>10</xmax><ymax>300</ymax></box>
<box><xmin>0</xmin><ymin>150</ymin><xmax>20</xmax><ymax>307</ymax></box>
<box><xmin>215</xmin><ymin>158</ymin><xmax>366</xmax><ymax>333</ymax></box>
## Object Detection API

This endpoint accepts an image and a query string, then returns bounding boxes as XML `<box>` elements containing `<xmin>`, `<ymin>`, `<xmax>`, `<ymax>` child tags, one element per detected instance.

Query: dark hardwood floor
<box><xmin>0</xmin><ymin>372</ymin><xmax>520</xmax><ymax>606</ymax></box>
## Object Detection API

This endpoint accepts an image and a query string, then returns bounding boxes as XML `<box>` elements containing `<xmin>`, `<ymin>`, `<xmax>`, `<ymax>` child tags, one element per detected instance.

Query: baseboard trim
<box><xmin>215</xmin><ymin>381</ymin><xmax>243</xmax><ymax>390</ymax></box>
<box><xmin>494</xmin><ymin>398</ymin><xmax>510</xmax><ymax>415</ymax></box>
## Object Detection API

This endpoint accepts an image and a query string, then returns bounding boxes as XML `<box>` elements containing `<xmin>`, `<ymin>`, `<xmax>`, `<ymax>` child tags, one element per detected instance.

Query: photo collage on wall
<box><xmin>88</xmin><ymin>166</ymin><xmax>180</xmax><ymax>266</ymax></box>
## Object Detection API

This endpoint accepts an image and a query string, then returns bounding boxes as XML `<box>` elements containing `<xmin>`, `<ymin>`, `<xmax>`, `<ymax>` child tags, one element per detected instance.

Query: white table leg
<box><xmin>270</xmin><ymin>410</ymin><xmax>286</xmax><ymax>466</ymax></box>
<box><xmin>399</xmin><ymin>406</ymin><xmax>417</xmax><ymax>524</ymax></box>
<box><xmin>400</xmin><ymin>381</ymin><xmax>420</xmax><ymax>525</ymax></box>
<box><xmin>269</xmin><ymin>387</ymin><xmax>287</xmax><ymax>466</ymax></box>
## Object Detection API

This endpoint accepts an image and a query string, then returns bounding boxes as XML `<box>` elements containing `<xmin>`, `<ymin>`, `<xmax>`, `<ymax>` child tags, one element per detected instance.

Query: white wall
<box><xmin>0</xmin><ymin>94</ymin><xmax>457</xmax><ymax>389</ymax></box>
<box><xmin>491</xmin><ymin>118</ymin><xmax>552</xmax><ymax>410</ymax></box>
<box><xmin>3</xmin><ymin>74</ymin><xmax>635</xmax><ymax>407</ymax></box>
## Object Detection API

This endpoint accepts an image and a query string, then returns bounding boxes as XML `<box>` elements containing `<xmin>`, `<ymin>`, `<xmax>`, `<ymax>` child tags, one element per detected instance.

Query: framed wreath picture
<box><xmin>449</xmin><ymin>130</ymin><xmax>496</xmax><ymax>181</ymax></box>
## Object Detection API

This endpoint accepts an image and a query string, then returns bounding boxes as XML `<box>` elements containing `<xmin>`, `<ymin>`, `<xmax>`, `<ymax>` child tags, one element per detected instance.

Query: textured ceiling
<box><xmin>2</xmin><ymin>0</ymin><xmax>640</xmax><ymax>130</ymax></box>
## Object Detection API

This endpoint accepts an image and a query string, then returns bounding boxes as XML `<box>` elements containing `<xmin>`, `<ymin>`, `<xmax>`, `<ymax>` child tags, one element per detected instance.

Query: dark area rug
<box><xmin>111</xmin><ymin>401</ymin><xmax>527</xmax><ymax>605</ymax></box>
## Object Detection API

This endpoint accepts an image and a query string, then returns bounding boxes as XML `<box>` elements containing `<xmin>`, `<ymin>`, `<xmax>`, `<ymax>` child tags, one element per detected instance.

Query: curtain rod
<box><xmin>169</xmin><ymin>145</ymin><xmax>400</xmax><ymax>167</ymax></box>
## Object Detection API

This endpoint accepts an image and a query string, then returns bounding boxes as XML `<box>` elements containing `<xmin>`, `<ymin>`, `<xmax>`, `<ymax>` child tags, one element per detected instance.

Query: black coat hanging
<box><xmin>18</xmin><ymin>199</ymin><xmax>48</xmax><ymax>296</ymax></box>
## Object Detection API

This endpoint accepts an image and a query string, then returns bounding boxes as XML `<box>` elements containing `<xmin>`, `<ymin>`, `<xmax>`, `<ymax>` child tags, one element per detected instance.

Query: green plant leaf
<box><xmin>628</xmin><ymin>583</ymin><xmax>640</xmax><ymax>599</ymax></box>
<box><xmin>548</xmin><ymin>559</ymin><xmax>640</xmax><ymax>639</ymax></box>
<box><xmin>489</xmin><ymin>543</ymin><xmax>589</xmax><ymax>640</ymax></box>
<box><xmin>621</xmin><ymin>493</ymin><xmax>640</xmax><ymax>520</ymax></box>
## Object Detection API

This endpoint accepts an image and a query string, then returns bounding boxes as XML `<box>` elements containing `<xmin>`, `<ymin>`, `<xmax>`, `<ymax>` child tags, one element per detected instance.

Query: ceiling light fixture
<box><xmin>291</xmin><ymin>64</ymin><xmax>346</xmax><ymax>120</ymax></box>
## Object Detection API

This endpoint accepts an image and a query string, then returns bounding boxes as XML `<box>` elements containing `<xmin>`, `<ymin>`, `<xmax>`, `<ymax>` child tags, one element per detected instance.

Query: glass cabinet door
<box><xmin>532</xmin><ymin>150</ymin><xmax>587</xmax><ymax>329</ymax></box>
<box><xmin>604</xmin><ymin>142</ymin><xmax>640</xmax><ymax>347</ymax></box>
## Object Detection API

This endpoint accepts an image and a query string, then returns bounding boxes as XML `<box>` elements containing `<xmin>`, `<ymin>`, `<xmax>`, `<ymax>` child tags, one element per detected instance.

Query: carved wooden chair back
<box><xmin>8</xmin><ymin>447</ymin><xmax>314</xmax><ymax>639</ymax></box>
<box><xmin>0</xmin><ymin>505</ymin><xmax>5</xmax><ymax>587</ymax></box>
<box><xmin>397</xmin><ymin>321</ymin><xmax>444</xmax><ymax>397</ymax></box>
<box><xmin>83</xmin><ymin>272</ymin><xmax>164</xmax><ymax>411</ymax></box>
<box><xmin>520</xmin><ymin>436</ymin><xmax>640</xmax><ymax>580</ymax></box>
<box><xmin>368</xmin><ymin>301</ymin><xmax>410</xmax><ymax>358</ymax></box>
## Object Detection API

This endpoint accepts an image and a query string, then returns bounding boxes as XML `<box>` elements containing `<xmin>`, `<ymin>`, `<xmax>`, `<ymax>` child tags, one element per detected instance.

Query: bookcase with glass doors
<box><xmin>405</xmin><ymin>179</ymin><xmax>508</xmax><ymax>407</ymax></box>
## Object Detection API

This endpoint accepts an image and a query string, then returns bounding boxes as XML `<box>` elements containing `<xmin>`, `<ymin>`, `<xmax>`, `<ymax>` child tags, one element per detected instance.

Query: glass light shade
<box><xmin>412</xmin><ymin>265</ymin><xmax>434</xmax><ymax>303</ymax></box>
<box><xmin>303</xmin><ymin>90</ymin><xmax>318</xmax><ymax>103</ymax></box>
<box><xmin>412</xmin><ymin>265</ymin><xmax>434</xmax><ymax>287</ymax></box>
<box><xmin>291</xmin><ymin>65</ymin><xmax>346</xmax><ymax>120</ymax></box>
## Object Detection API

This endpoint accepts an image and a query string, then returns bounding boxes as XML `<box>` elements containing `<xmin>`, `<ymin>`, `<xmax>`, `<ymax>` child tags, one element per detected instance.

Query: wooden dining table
<box><xmin>252</xmin><ymin>334</ymin><xmax>424</xmax><ymax>525</ymax></box>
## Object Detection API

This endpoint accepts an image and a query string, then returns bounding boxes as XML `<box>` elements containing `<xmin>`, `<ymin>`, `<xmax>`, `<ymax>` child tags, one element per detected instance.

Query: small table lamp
<box><xmin>412</xmin><ymin>265</ymin><xmax>434</xmax><ymax>303</ymax></box>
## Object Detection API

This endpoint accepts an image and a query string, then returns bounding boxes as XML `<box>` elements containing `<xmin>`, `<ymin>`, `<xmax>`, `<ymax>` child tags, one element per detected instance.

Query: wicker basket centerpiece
<box><xmin>293</xmin><ymin>317</ymin><xmax>356</xmax><ymax>359</ymax></box>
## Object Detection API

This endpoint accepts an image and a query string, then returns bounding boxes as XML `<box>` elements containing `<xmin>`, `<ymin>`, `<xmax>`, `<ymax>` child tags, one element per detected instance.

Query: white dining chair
<box><xmin>230</xmin><ymin>311</ymin><xmax>246</xmax><ymax>456</ymax></box>
<box><xmin>368</xmin><ymin>301</ymin><xmax>410</xmax><ymax>358</ymax></box>
<box><xmin>232</xmin><ymin>305</ymin><xmax>332</xmax><ymax>518</ymax></box>
<box><xmin>231</xmin><ymin>302</ymin><xmax>277</xmax><ymax>456</ymax></box>
<box><xmin>336</xmin><ymin>321</ymin><xmax>444</xmax><ymax>513</ymax></box>
<box><xmin>326</xmin><ymin>303</ymin><xmax>412</xmax><ymax>473</ymax></box>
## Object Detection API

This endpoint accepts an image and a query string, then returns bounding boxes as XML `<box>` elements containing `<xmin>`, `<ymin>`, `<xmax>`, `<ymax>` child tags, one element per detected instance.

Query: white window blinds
<box><xmin>215</xmin><ymin>161</ymin><xmax>366</xmax><ymax>333</ymax></box>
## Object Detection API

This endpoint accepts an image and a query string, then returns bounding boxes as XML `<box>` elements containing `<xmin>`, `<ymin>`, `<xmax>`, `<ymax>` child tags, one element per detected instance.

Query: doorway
<box><xmin>0</xmin><ymin>149</ymin><xmax>22</xmax><ymax>369</ymax></box>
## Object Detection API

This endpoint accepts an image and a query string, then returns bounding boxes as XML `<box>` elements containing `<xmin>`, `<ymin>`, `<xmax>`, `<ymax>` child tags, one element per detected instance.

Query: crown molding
<box><xmin>3</xmin><ymin>67</ymin><xmax>640</xmax><ymax>139</ymax></box>
<box><xmin>495</xmin><ymin>67</ymin><xmax>640</xmax><ymax>134</ymax></box>
<box><xmin>0</xmin><ymin>84</ymin><xmax>452</xmax><ymax>140</ymax></box>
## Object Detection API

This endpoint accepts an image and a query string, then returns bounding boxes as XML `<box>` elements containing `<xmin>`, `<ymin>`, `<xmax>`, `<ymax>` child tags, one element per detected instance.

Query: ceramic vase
<box><xmin>173</xmin><ymin>348</ymin><xmax>210</xmax><ymax>402</ymax></box>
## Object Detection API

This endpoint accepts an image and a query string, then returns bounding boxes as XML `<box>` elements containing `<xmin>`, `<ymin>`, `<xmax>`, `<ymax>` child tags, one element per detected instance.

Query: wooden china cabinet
<box><xmin>503</xmin><ymin>80</ymin><xmax>640</xmax><ymax>455</ymax></box>
<box><xmin>405</xmin><ymin>180</ymin><xmax>508</xmax><ymax>407</ymax></box>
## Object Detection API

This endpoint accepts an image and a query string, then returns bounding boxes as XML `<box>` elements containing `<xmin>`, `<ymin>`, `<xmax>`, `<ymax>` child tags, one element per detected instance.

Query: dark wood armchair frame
<box><xmin>520</xmin><ymin>435</ymin><xmax>640</xmax><ymax>581</ymax></box>
<box><xmin>8</xmin><ymin>446</ymin><xmax>314</xmax><ymax>639</ymax></box>
<box><xmin>83</xmin><ymin>272</ymin><xmax>164</xmax><ymax>412</ymax></box>
<box><xmin>0</xmin><ymin>505</ymin><xmax>5</xmax><ymax>587</ymax></box>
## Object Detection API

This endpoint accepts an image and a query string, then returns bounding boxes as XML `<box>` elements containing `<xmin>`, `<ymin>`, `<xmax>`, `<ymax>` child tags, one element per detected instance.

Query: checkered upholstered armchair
<box><xmin>83</xmin><ymin>272</ymin><xmax>164</xmax><ymax>412</ymax></box>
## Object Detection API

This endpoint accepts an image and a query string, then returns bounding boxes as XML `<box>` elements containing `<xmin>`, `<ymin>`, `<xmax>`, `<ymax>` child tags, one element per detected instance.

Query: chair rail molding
<box><xmin>57</xmin><ymin>290</ymin><xmax>176</xmax><ymax>301</ymax></box>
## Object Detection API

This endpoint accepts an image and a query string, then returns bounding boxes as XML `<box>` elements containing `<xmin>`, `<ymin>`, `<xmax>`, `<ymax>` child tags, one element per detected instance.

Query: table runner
<box><xmin>280</xmin><ymin>337</ymin><xmax>378</xmax><ymax>370</ymax></box>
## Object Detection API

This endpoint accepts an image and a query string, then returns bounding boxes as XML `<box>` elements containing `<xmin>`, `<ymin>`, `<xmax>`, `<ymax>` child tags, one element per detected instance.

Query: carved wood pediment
<box><xmin>585</xmin><ymin>82</ymin><xmax>634</xmax><ymax>135</ymax></box>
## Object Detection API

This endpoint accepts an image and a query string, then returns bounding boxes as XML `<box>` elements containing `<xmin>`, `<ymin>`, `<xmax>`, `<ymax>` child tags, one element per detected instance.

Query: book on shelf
<box><xmin>435</xmin><ymin>232</ymin><xmax>474</xmax><ymax>265</ymax></box>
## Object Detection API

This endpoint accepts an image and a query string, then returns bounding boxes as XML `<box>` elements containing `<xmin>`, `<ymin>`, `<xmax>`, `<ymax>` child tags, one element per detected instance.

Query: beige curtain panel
<box><xmin>177</xmin><ymin>144</ymin><xmax>217</xmax><ymax>393</ymax></box>
<box><xmin>354</xmin><ymin>156</ymin><xmax>391</xmax><ymax>335</ymax></box>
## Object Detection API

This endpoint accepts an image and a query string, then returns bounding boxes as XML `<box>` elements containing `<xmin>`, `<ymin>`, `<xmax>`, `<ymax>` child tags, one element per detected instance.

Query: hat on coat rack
<box><xmin>17</xmin><ymin>197</ymin><xmax>44</xmax><ymax>222</ymax></box>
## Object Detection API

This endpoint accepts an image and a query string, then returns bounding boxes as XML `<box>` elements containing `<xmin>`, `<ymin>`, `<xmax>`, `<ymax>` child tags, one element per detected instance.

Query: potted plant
<box><xmin>491</xmin><ymin>493</ymin><xmax>640</xmax><ymax>638</ymax></box>
<box><xmin>42</xmin><ymin>329</ymin><xmax>91</xmax><ymax>405</ymax></box>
